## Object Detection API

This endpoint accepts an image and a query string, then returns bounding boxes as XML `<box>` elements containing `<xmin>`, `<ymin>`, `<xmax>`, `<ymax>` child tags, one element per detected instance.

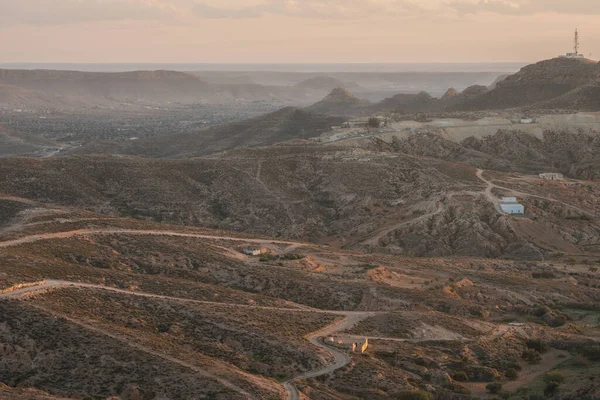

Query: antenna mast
<box><xmin>574</xmin><ymin>29</ymin><xmax>580</xmax><ymax>54</ymax></box>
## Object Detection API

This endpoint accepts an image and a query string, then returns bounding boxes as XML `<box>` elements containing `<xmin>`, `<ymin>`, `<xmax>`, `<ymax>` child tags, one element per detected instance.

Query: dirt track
<box><xmin>0</xmin><ymin>228</ymin><xmax>305</xmax><ymax>249</ymax></box>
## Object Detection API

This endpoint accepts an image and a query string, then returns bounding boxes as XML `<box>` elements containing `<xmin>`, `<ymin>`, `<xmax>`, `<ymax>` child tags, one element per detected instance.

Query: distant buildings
<box><xmin>539</xmin><ymin>173</ymin><xmax>564</xmax><ymax>181</ymax></box>
<box><xmin>500</xmin><ymin>197</ymin><xmax>525</xmax><ymax>215</ymax></box>
<box><xmin>520</xmin><ymin>118</ymin><xmax>534</xmax><ymax>124</ymax></box>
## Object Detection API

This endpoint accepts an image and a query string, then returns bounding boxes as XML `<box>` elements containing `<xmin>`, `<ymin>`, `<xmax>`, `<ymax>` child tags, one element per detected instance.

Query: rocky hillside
<box><xmin>372</xmin><ymin>91</ymin><xmax>440</xmax><ymax>113</ymax></box>
<box><xmin>3</xmin><ymin>144</ymin><xmax>596</xmax><ymax>259</ymax></box>
<box><xmin>375</xmin><ymin>129</ymin><xmax>600</xmax><ymax>180</ymax></box>
<box><xmin>455</xmin><ymin>58</ymin><xmax>600</xmax><ymax>110</ymax></box>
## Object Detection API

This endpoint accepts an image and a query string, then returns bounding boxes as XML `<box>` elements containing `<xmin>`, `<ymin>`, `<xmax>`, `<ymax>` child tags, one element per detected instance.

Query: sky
<box><xmin>1</xmin><ymin>0</ymin><xmax>599</xmax><ymax>63</ymax></box>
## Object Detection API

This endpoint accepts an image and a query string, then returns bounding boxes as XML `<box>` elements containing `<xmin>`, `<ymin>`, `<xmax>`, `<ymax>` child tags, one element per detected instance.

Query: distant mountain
<box><xmin>295</xmin><ymin>76</ymin><xmax>364</xmax><ymax>92</ymax></box>
<box><xmin>306</xmin><ymin>88</ymin><xmax>371</xmax><ymax>116</ymax></box>
<box><xmin>0</xmin><ymin>69</ymin><xmax>323</xmax><ymax>110</ymax></box>
<box><xmin>0</xmin><ymin>69</ymin><xmax>218</xmax><ymax>106</ymax></box>
<box><xmin>71</xmin><ymin>107</ymin><xmax>346</xmax><ymax>158</ymax></box>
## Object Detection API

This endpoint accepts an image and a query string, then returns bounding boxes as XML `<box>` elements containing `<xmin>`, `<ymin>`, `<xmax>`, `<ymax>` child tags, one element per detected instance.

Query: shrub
<box><xmin>506</xmin><ymin>368</ymin><xmax>519</xmax><ymax>380</ymax></box>
<box><xmin>544</xmin><ymin>382</ymin><xmax>561</xmax><ymax>397</ymax></box>
<box><xmin>452</xmin><ymin>371</ymin><xmax>469</xmax><ymax>382</ymax></box>
<box><xmin>532</xmin><ymin>271</ymin><xmax>557</xmax><ymax>279</ymax></box>
<box><xmin>572</xmin><ymin>355</ymin><xmax>590</xmax><ymax>367</ymax></box>
<box><xmin>582</xmin><ymin>345</ymin><xmax>600</xmax><ymax>361</ymax></box>
<box><xmin>396</xmin><ymin>390</ymin><xmax>433</xmax><ymax>400</ymax></box>
<box><xmin>543</xmin><ymin>370</ymin><xmax>565</xmax><ymax>385</ymax></box>
<box><xmin>368</xmin><ymin>117</ymin><xmax>381</xmax><ymax>128</ymax></box>
<box><xmin>548</xmin><ymin>314</ymin><xmax>567</xmax><ymax>327</ymax></box>
<box><xmin>533</xmin><ymin>306</ymin><xmax>551</xmax><ymax>317</ymax></box>
<box><xmin>486</xmin><ymin>382</ymin><xmax>503</xmax><ymax>394</ymax></box>
<box><xmin>522</xmin><ymin>349</ymin><xmax>542</xmax><ymax>364</ymax></box>
<box><xmin>526</xmin><ymin>339</ymin><xmax>549</xmax><ymax>353</ymax></box>
<box><xmin>528</xmin><ymin>394</ymin><xmax>545</xmax><ymax>400</ymax></box>
<box><xmin>507</xmin><ymin>361</ymin><xmax>523</xmax><ymax>372</ymax></box>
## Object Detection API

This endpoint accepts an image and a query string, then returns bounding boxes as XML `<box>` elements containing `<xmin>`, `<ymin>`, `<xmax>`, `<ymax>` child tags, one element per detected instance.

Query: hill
<box><xmin>1</xmin><ymin>198</ymin><xmax>599</xmax><ymax>399</ymax></box>
<box><xmin>3</xmin><ymin>136</ymin><xmax>600</xmax><ymax>259</ymax></box>
<box><xmin>295</xmin><ymin>76</ymin><xmax>364</xmax><ymax>92</ymax></box>
<box><xmin>455</xmin><ymin>58</ymin><xmax>600</xmax><ymax>110</ymax></box>
<box><xmin>306</xmin><ymin>88</ymin><xmax>371</xmax><ymax>116</ymax></box>
<box><xmin>70</xmin><ymin>107</ymin><xmax>345</xmax><ymax>158</ymax></box>
<box><xmin>372</xmin><ymin>91</ymin><xmax>440</xmax><ymax>113</ymax></box>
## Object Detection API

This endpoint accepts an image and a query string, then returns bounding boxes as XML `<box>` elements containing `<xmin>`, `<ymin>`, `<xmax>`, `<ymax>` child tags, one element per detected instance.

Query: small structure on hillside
<box><xmin>520</xmin><ymin>118</ymin><xmax>534</xmax><ymax>124</ymax></box>
<box><xmin>539</xmin><ymin>173</ymin><xmax>565</xmax><ymax>181</ymax></box>
<box><xmin>500</xmin><ymin>197</ymin><xmax>525</xmax><ymax>215</ymax></box>
<box><xmin>326</xmin><ymin>337</ymin><xmax>369</xmax><ymax>353</ymax></box>
<box><xmin>242</xmin><ymin>246</ymin><xmax>269</xmax><ymax>256</ymax></box>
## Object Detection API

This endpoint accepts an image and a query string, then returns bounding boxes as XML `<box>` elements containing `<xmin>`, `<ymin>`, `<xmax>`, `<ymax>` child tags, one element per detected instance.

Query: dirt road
<box><xmin>476</xmin><ymin>169</ymin><xmax>505</xmax><ymax>213</ymax></box>
<box><xmin>284</xmin><ymin>312</ymin><xmax>378</xmax><ymax>399</ymax></box>
<box><xmin>361</xmin><ymin>201</ymin><xmax>445</xmax><ymax>246</ymax></box>
<box><xmin>476</xmin><ymin>169</ymin><xmax>592</xmax><ymax>216</ymax></box>
<box><xmin>0</xmin><ymin>228</ymin><xmax>305</xmax><ymax>249</ymax></box>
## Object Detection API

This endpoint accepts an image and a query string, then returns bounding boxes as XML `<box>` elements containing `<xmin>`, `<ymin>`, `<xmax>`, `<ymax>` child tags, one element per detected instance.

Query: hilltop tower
<box><xmin>561</xmin><ymin>29</ymin><xmax>585</xmax><ymax>59</ymax></box>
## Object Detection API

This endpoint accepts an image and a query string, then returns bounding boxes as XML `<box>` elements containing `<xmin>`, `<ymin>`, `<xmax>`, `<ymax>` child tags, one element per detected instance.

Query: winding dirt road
<box><xmin>0</xmin><ymin>228</ymin><xmax>305</xmax><ymax>249</ymax></box>
<box><xmin>283</xmin><ymin>312</ymin><xmax>378</xmax><ymax>400</ymax></box>
<box><xmin>0</xmin><ymin>279</ymin><xmax>461</xmax><ymax>400</ymax></box>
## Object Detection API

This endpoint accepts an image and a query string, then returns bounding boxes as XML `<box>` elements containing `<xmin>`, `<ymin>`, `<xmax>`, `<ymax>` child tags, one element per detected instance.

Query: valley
<box><xmin>1</xmin><ymin>56</ymin><xmax>600</xmax><ymax>400</ymax></box>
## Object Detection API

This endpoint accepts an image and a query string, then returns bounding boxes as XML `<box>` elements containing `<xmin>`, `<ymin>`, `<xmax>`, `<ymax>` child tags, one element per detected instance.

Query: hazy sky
<box><xmin>1</xmin><ymin>0</ymin><xmax>599</xmax><ymax>63</ymax></box>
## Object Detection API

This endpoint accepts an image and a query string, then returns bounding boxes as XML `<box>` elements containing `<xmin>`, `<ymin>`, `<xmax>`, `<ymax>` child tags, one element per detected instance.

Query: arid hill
<box><xmin>454</xmin><ymin>58</ymin><xmax>600</xmax><ymax>111</ymax></box>
<box><xmin>3</xmin><ymin>136</ymin><xmax>600</xmax><ymax>259</ymax></box>
<box><xmin>306</xmin><ymin>88</ymin><xmax>371</xmax><ymax>116</ymax></box>
<box><xmin>375</xmin><ymin>129</ymin><xmax>600</xmax><ymax>180</ymax></box>
<box><xmin>372</xmin><ymin>91</ymin><xmax>440</xmax><ymax>113</ymax></box>
<box><xmin>0</xmin><ymin>189</ymin><xmax>599</xmax><ymax>399</ymax></box>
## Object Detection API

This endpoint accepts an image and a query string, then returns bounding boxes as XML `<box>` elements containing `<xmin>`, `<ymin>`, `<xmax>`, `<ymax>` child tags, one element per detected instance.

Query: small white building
<box><xmin>500</xmin><ymin>203</ymin><xmax>525</xmax><ymax>215</ymax></box>
<box><xmin>539</xmin><ymin>173</ymin><xmax>564</xmax><ymax>181</ymax></box>
<box><xmin>520</xmin><ymin>118</ymin><xmax>534</xmax><ymax>124</ymax></box>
